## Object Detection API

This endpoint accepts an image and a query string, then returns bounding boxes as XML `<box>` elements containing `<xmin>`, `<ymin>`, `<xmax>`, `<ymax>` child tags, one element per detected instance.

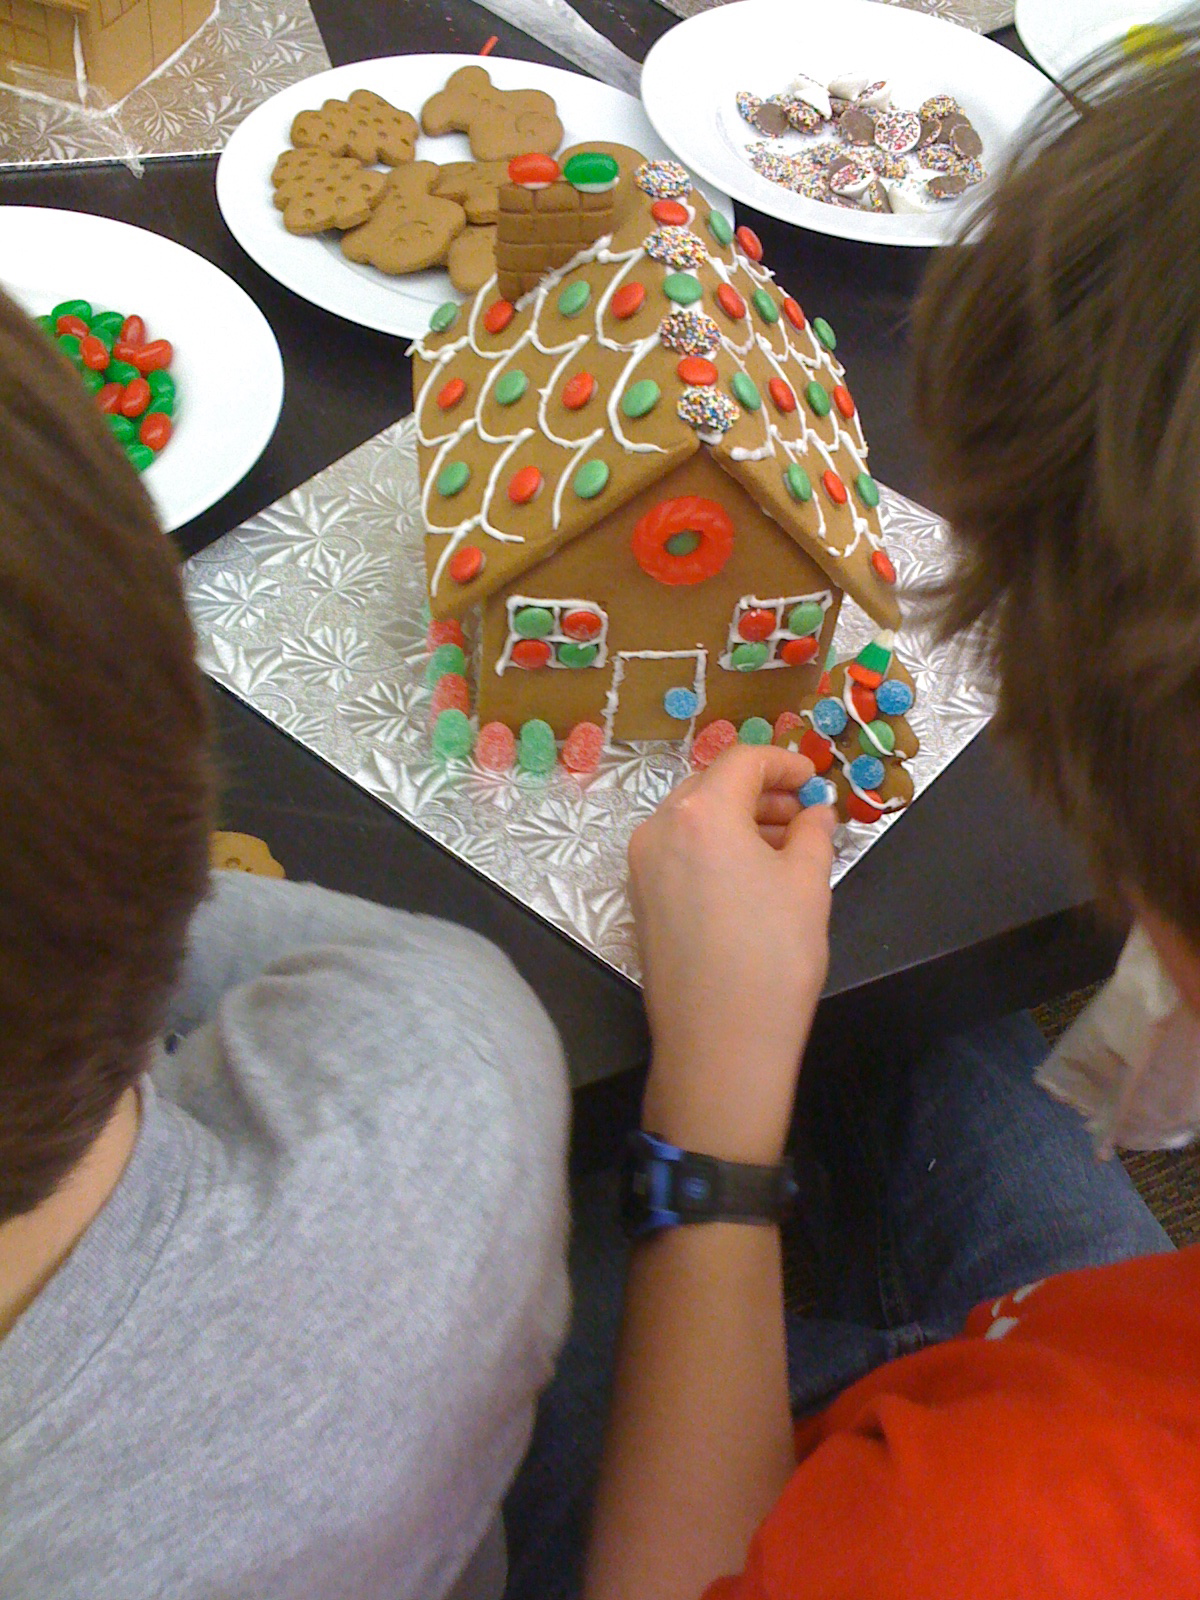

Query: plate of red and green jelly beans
<box><xmin>39</xmin><ymin>300</ymin><xmax>177</xmax><ymax>476</ymax></box>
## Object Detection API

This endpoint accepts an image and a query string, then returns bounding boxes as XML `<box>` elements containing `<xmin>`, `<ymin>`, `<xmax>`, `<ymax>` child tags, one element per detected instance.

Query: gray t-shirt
<box><xmin>0</xmin><ymin>873</ymin><xmax>570</xmax><ymax>1600</ymax></box>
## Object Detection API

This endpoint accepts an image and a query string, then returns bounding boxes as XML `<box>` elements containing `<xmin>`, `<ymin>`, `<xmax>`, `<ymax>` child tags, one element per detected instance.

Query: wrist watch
<box><xmin>620</xmin><ymin>1129</ymin><xmax>798</xmax><ymax>1241</ymax></box>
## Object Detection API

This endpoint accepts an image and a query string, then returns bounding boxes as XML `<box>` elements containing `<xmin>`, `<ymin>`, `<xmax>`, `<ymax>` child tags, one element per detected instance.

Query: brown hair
<box><xmin>912</xmin><ymin>23</ymin><xmax>1200</xmax><ymax>944</ymax></box>
<box><xmin>0</xmin><ymin>286</ymin><xmax>213</xmax><ymax>1220</ymax></box>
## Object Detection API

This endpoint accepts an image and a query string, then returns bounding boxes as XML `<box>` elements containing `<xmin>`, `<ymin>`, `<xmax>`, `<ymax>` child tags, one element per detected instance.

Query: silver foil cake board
<box><xmin>0</xmin><ymin>0</ymin><xmax>329</xmax><ymax>172</ymax></box>
<box><xmin>182</xmin><ymin>417</ymin><xmax>993</xmax><ymax>987</ymax></box>
<box><xmin>655</xmin><ymin>0</ymin><xmax>1016</xmax><ymax>34</ymax></box>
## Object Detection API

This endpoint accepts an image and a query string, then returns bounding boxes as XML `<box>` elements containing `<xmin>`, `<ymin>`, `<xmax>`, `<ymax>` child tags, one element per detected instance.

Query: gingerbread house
<box><xmin>412</xmin><ymin>142</ymin><xmax>902</xmax><ymax>753</ymax></box>
<box><xmin>0</xmin><ymin>0</ymin><xmax>213</xmax><ymax>103</ymax></box>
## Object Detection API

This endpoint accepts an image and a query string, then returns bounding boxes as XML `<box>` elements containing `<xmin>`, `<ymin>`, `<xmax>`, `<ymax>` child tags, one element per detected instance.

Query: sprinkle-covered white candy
<box><xmin>785</xmin><ymin>71</ymin><xmax>833</xmax><ymax>120</ymax></box>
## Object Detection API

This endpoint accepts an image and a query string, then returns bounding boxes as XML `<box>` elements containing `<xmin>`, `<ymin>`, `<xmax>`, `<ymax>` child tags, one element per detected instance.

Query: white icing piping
<box><xmin>719</xmin><ymin>591</ymin><xmax>832</xmax><ymax>671</ymax></box>
<box><xmin>496</xmin><ymin>596</ymin><xmax>610</xmax><ymax>674</ymax></box>
<box><xmin>602</xmin><ymin>649</ymin><xmax>707</xmax><ymax>747</ymax></box>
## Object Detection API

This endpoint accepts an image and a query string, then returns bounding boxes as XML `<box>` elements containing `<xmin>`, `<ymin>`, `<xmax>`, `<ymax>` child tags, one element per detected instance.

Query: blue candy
<box><xmin>848</xmin><ymin>754</ymin><xmax>885</xmax><ymax>792</ymax></box>
<box><xmin>663</xmin><ymin>686</ymin><xmax>700</xmax><ymax>720</ymax></box>
<box><xmin>876</xmin><ymin>678</ymin><xmax>914</xmax><ymax>716</ymax></box>
<box><xmin>798</xmin><ymin>776</ymin><xmax>837</xmax><ymax>808</ymax></box>
<box><xmin>811</xmin><ymin>696</ymin><xmax>847</xmax><ymax>737</ymax></box>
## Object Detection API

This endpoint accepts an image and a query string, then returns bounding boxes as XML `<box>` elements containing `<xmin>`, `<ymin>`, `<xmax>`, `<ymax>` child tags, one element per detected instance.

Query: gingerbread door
<box><xmin>605</xmin><ymin>649</ymin><xmax>707</xmax><ymax>743</ymax></box>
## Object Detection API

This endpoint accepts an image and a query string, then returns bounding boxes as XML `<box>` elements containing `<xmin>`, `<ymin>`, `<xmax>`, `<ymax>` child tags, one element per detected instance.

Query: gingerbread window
<box><xmin>497</xmin><ymin>598</ymin><xmax>610</xmax><ymax>673</ymax></box>
<box><xmin>721</xmin><ymin>591</ymin><xmax>833</xmax><ymax>672</ymax></box>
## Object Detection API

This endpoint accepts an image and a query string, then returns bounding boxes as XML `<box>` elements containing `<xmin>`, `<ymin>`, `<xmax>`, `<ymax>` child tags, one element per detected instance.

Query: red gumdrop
<box><xmin>799</xmin><ymin>728</ymin><xmax>834</xmax><ymax>774</ymax></box>
<box><xmin>56</xmin><ymin>313</ymin><xmax>89</xmax><ymax>339</ymax></box>
<box><xmin>847</xmin><ymin>662</ymin><xmax>883</xmax><ymax>689</ymax></box>
<box><xmin>426</xmin><ymin>618</ymin><xmax>466</xmax><ymax>650</ymax></box>
<box><xmin>429</xmin><ymin>672</ymin><xmax>470</xmax><ymax>721</ymax></box>
<box><xmin>131</xmin><ymin>339</ymin><xmax>172</xmax><ymax>375</ymax></box>
<box><xmin>846</xmin><ymin>793</ymin><xmax>884</xmax><ymax>824</ymax></box>
<box><xmin>850</xmin><ymin>684</ymin><xmax>878</xmax><ymax>722</ymax></box>
<box><xmin>773</xmin><ymin>710</ymin><xmax>803</xmax><ymax>743</ymax></box>
<box><xmin>691</xmin><ymin>719</ymin><xmax>738</xmax><ymax>770</ymax></box>
<box><xmin>138</xmin><ymin>412</ymin><xmax>172</xmax><ymax>452</ymax></box>
<box><xmin>817</xmin><ymin>670</ymin><xmax>833</xmax><ymax>695</ymax></box>
<box><xmin>95</xmin><ymin>382</ymin><xmax>124</xmax><ymax>415</ymax></box>
<box><xmin>562</xmin><ymin>721</ymin><xmax>605</xmax><ymax>773</ymax></box>
<box><xmin>779</xmin><ymin>636</ymin><xmax>818</xmax><ymax>667</ymax></box>
<box><xmin>119</xmin><ymin>378</ymin><xmax>151</xmax><ymax>418</ymax></box>
<box><xmin>475</xmin><ymin>720</ymin><xmax>516</xmax><ymax>771</ymax></box>
<box><xmin>737</xmin><ymin>607</ymin><xmax>775</xmax><ymax>642</ymax></box>
<box><xmin>561</xmin><ymin>608</ymin><xmax>602</xmax><ymax>641</ymax></box>
<box><xmin>120</xmin><ymin>314</ymin><xmax>146</xmax><ymax>346</ymax></box>
<box><xmin>511</xmin><ymin>638</ymin><xmax>552</xmax><ymax>669</ymax></box>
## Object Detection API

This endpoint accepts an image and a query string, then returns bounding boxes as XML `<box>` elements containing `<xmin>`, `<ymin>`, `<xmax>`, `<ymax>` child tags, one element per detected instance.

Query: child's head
<box><xmin>913</xmin><ymin>30</ymin><xmax>1200</xmax><ymax>953</ymax></box>
<box><xmin>0</xmin><ymin>286</ymin><xmax>213</xmax><ymax>1222</ymax></box>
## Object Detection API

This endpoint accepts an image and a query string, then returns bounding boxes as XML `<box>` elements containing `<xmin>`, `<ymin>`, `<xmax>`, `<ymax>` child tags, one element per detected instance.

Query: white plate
<box><xmin>215</xmin><ymin>53</ymin><xmax>733</xmax><ymax>339</ymax></box>
<box><xmin>641</xmin><ymin>0</ymin><xmax>1052</xmax><ymax>247</ymax></box>
<box><xmin>1015</xmin><ymin>0</ymin><xmax>1179</xmax><ymax>81</ymax></box>
<box><xmin>0</xmin><ymin>207</ymin><xmax>284</xmax><ymax>533</ymax></box>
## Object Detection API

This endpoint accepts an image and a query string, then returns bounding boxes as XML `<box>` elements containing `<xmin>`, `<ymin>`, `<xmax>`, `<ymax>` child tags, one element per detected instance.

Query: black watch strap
<box><xmin>620</xmin><ymin>1130</ymin><xmax>798</xmax><ymax>1240</ymax></box>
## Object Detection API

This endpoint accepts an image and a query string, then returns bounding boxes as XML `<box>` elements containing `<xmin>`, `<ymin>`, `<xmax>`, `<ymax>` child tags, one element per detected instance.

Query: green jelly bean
<box><xmin>426</xmin><ymin>642</ymin><xmax>466</xmax><ymax>685</ymax></box>
<box><xmin>106</xmin><ymin>358</ymin><xmax>140</xmax><ymax>386</ymax></box>
<box><xmin>562</xmin><ymin>151</ymin><xmax>619</xmax><ymax>191</ymax></box>
<box><xmin>752</xmin><ymin>288</ymin><xmax>780</xmax><ymax>325</ymax></box>
<box><xmin>731</xmin><ymin>641</ymin><xmax>768</xmax><ymax>672</ymax></box>
<box><xmin>855</xmin><ymin>472</ymin><xmax>880</xmax><ymax>509</ymax></box>
<box><xmin>861</xmin><ymin>719</ymin><xmax>896</xmax><ymax>755</ymax></box>
<box><xmin>436</xmin><ymin>460</ymin><xmax>470</xmax><ymax>497</ymax></box>
<box><xmin>621</xmin><ymin>379</ymin><xmax>660</xmax><ymax>419</ymax></box>
<box><xmin>108</xmin><ymin>414</ymin><xmax>136</xmax><ymax>445</ymax></box>
<box><xmin>517</xmin><ymin>719</ymin><xmax>557</xmax><ymax>775</ymax></box>
<box><xmin>432</xmin><ymin>708</ymin><xmax>474</xmax><ymax>760</ymax></box>
<box><xmin>805</xmin><ymin>381</ymin><xmax>831</xmax><ymax>418</ymax></box>
<box><xmin>707</xmin><ymin>210</ymin><xmax>733</xmax><ymax>246</ymax></box>
<box><xmin>557</xmin><ymin>280</ymin><xmax>591</xmax><ymax>317</ymax></box>
<box><xmin>494</xmin><ymin>369</ymin><xmax>528</xmax><ymax>406</ymax></box>
<box><xmin>731</xmin><ymin>371</ymin><xmax>761</xmax><ymax>411</ymax></box>
<box><xmin>80</xmin><ymin>368</ymin><xmax>105</xmax><ymax>396</ymax></box>
<box><xmin>147</xmin><ymin>370</ymin><xmax>176</xmax><ymax>413</ymax></box>
<box><xmin>51</xmin><ymin>299</ymin><xmax>92</xmax><ymax>326</ymax></box>
<box><xmin>573</xmin><ymin>459</ymin><xmax>609</xmax><ymax>499</ymax></box>
<box><xmin>57</xmin><ymin>334</ymin><xmax>84</xmax><ymax>369</ymax></box>
<box><xmin>784</xmin><ymin>463</ymin><xmax>812</xmax><ymax>502</ymax></box>
<box><xmin>90</xmin><ymin>310</ymin><xmax>125</xmax><ymax>340</ymax></box>
<box><xmin>87</xmin><ymin>326</ymin><xmax>115</xmax><ymax>354</ymax></box>
<box><xmin>739</xmin><ymin>716</ymin><xmax>773</xmax><ymax>745</ymax></box>
<box><xmin>665</xmin><ymin>529</ymin><xmax>700</xmax><ymax>556</ymax></box>
<box><xmin>514</xmin><ymin>605</ymin><xmax>554</xmax><ymax>639</ymax></box>
<box><xmin>662</xmin><ymin>273</ymin><xmax>703</xmax><ymax>306</ymax></box>
<box><xmin>558</xmin><ymin>642</ymin><xmax>598</xmax><ymax>668</ymax></box>
<box><xmin>146</xmin><ymin>386</ymin><xmax>175</xmax><ymax>417</ymax></box>
<box><xmin>125</xmin><ymin>442</ymin><xmax>155</xmax><ymax>473</ymax></box>
<box><xmin>429</xmin><ymin>301</ymin><xmax>459</xmax><ymax>333</ymax></box>
<box><xmin>813</xmin><ymin>316</ymin><xmax>837</xmax><ymax>350</ymax></box>
<box><xmin>35</xmin><ymin>314</ymin><xmax>56</xmax><ymax>337</ymax></box>
<box><xmin>788</xmin><ymin>601</ymin><xmax>824</xmax><ymax>636</ymax></box>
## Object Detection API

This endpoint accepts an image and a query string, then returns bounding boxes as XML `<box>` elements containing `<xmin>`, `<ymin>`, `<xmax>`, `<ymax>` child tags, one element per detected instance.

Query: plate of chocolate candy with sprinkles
<box><xmin>641</xmin><ymin>0</ymin><xmax>1052</xmax><ymax>245</ymax></box>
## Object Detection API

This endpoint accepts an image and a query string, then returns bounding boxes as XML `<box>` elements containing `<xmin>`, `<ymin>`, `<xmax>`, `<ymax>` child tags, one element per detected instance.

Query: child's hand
<box><xmin>628</xmin><ymin>745</ymin><xmax>836</xmax><ymax>1166</ymax></box>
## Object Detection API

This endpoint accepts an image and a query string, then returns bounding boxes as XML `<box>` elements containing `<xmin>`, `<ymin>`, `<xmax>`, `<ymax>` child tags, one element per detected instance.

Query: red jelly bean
<box><xmin>562</xmin><ymin>371</ymin><xmax>595</xmax><ymax>410</ymax></box>
<box><xmin>113</xmin><ymin>339</ymin><xmax>142</xmax><ymax>364</ymax></box>
<box><xmin>131</xmin><ymin>339</ymin><xmax>172</xmax><ymax>375</ymax></box>
<box><xmin>511</xmin><ymin>638</ymin><xmax>552</xmax><ymax>669</ymax></box>
<box><xmin>735</xmin><ymin>225</ymin><xmax>763</xmax><ymax>261</ymax></box>
<box><xmin>562</xmin><ymin>721</ymin><xmax>605</xmax><ymax>774</ymax></box>
<box><xmin>56</xmin><ymin>313</ymin><xmax>89</xmax><ymax>339</ymax></box>
<box><xmin>716</xmin><ymin>283</ymin><xmax>746</xmax><ymax>320</ymax></box>
<box><xmin>79</xmin><ymin>334</ymin><xmax>109</xmax><ymax>372</ymax></box>
<box><xmin>119</xmin><ymin>378</ymin><xmax>151</xmax><ymax>418</ymax></box>
<box><xmin>120</xmin><ymin>314</ymin><xmax>146</xmax><ymax>346</ymax></box>
<box><xmin>561</xmin><ymin>608</ymin><xmax>602</xmax><ymax>641</ymax></box>
<box><xmin>737</xmin><ymin>608</ymin><xmax>775</xmax><ymax>642</ymax></box>
<box><xmin>507</xmin><ymin>152</ymin><xmax>560</xmax><ymax>188</ymax></box>
<box><xmin>851</xmin><ymin>684</ymin><xmax>878</xmax><ymax>722</ymax></box>
<box><xmin>799</xmin><ymin>728</ymin><xmax>834</xmax><ymax>774</ymax></box>
<box><xmin>427</xmin><ymin>618</ymin><xmax>466</xmax><ymax>650</ymax></box>
<box><xmin>780</xmin><ymin>636</ymin><xmax>819</xmax><ymax>667</ymax></box>
<box><xmin>846</xmin><ymin>793</ymin><xmax>884</xmax><ymax>824</ymax></box>
<box><xmin>768</xmin><ymin>377</ymin><xmax>795</xmax><ymax>414</ymax></box>
<box><xmin>95</xmin><ymin>382</ymin><xmax>124</xmax><ymax>414</ymax></box>
<box><xmin>475</xmin><ymin>721</ymin><xmax>516</xmax><ymax>772</ymax></box>
<box><xmin>429</xmin><ymin>672</ymin><xmax>470</xmax><ymax>721</ymax></box>
<box><xmin>691</xmin><ymin>719</ymin><xmax>738</xmax><ymax>770</ymax></box>
<box><xmin>437</xmin><ymin>377</ymin><xmax>467</xmax><ymax>410</ymax></box>
<box><xmin>833</xmin><ymin>384</ymin><xmax>855</xmax><ymax>418</ymax></box>
<box><xmin>610</xmin><ymin>281</ymin><xmax>646</xmax><ymax>320</ymax></box>
<box><xmin>677</xmin><ymin>355</ymin><xmax>717</xmax><ymax>386</ymax></box>
<box><xmin>782</xmin><ymin>297</ymin><xmax>805</xmax><ymax>331</ymax></box>
<box><xmin>138</xmin><ymin>411</ymin><xmax>172</xmax><ymax>451</ymax></box>
<box><xmin>449</xmin><ymin>545</ymin><xmax>485</xmax><ymax>584</ymax></box>
<box><xmin>872</xmin><ymin>549</ymin><xmax>897</xmax><ymax>584</ymax></box>
<box><xmin>507</xmin><ymin>464</ymin><xmax>543</xmax><ymax>504</ymax></box>
<box><xmin>822</xmin><ymin>469</ymin><xmax>848</xmax><ymax>505</ymax></box>
<box><xmin>483</xmin><ymin>299</ymin><xmax>514</xmax><ymax>334</ymax></box>
<box><xmin>651</xmin><ymin>198</ymin><xmax>689</xmax><ymax>226</ymax></box>
<box><xmin>773</xmin><ymin>710</ymin><xmax>803</xmax><ymax>743</ymax></box>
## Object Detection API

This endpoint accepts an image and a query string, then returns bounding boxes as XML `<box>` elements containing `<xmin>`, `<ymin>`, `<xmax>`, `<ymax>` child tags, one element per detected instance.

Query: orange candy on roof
<box><xmin>507</xmin><ymin>465</ymin><xmax>544</xmax><ymax>504</ymax></box>
<box><xmin>716</xmin><ymin>283</ymin><xmax>746</xmax><ymax>320</ymax></box>
<box><xmin>483</xmin><ymin>298</ymin><xmax>514</xmax><ymax>334</ymax></box>
<box><xmin>768</xmin><ymin>377</ymin><xmax>796</xmax><ymax>414</ymax></box>
<box><xmin>782</xmin><ymin>297</ymin><xmax>806</xmax><ymax>331</ymax></box>
<box><xmin>611</xmin><ymin>281</ymin><xmax>646</xmax><ymax>320</ymax></box>
<box><xmin>651</xmin><ymin>199</ymin><xmax>689</xmax><ymax>226</ymax></box>
<box><xmin>735</xmin><ymin>225</ymin><xmax>763</xmax><ymax>261</ymax></box>
<box><xmin>562</xmin><ymin>371</ymin><xmax>596</xmax><ymax>410</ymax></box>
<box><xmin>677</xmin><ymin>355</ymin><xmax>717</xmax><ymax>386</ymax></box>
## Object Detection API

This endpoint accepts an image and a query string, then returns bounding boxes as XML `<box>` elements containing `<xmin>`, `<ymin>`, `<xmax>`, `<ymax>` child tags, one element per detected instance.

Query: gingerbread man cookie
<box><xmin>420</xmin><ymin>65</ymin><xmax>562</xmax><ymax>161</ymax></box>
<box><xmin>271</xmin><ymin>147</ymin><xmax>387</xmax><ymax>235</ymax></box>
<box><xmin>340</xmin><ymin>161</ymin><xmax>467</xmax><ymax>274</ymax></box>
<box><xmin>433</xmin><ymin>160</ymin><xmax>510</xmax><ymax>225</ymax></box>
<box><xmin>291</xmin><ymin>89</ymin><xmax>419</xmax><ymax>166</ymax></box>
<box><xmin>447</xmin><ymin>223</ymin><xmax>498</xmax><ymax>293</ymax></box>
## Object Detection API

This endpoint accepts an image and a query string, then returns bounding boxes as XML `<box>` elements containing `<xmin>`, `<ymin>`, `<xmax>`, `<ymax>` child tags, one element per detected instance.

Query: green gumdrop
<box><xmin>125</xmin><ymin>442</ymin><xmax>155</xmax><ymax>473</ymax></box>
<box><xmin>106</xmin><ymin>358</ymin><xmax>140</xmax><ymax>386</ymax></box>
<box><xmin>731</xmin><ymin>371</ymin><xmax>761</xmax><ymax>411</ymax></box>
<box><xmin>80</xmin><ymin>368</ymin><xmax>105</xmax><ymax>395</ymax></box>
<box><xmin>426</xmin><ymin>642</ymin><xmax>466</xmax><ymax>685</ymax></box>
<box><xmin>90</xmin><ymin>310</ymin><xmax>125</xmax><ymax>340</ymax></box>
<box><xmin>707</xmin><ymin>210</ymin><xmax>733</xmax><ymax>246</ymax></box>
<box><xmin>558</xmin><ymin>642</ymin><xmax>598</xmax><ymax>668</ymax></box>
<box><xmin>784</xmin><ymin>464</ymin><xmax>812</xmax><ymax>502</ymax></box>
<box><xmin>573</xmin><ymin>459</ymin><xmax>609</xmax><ymax>499</ymax></box>
<box><xmin>108</xmin><ymin>414</ymin><xmax>136</xmax><ymax>444</ymax></box>
<box><xmin>57</xmin><ymin>334</ymin><xmax>84</xmax><ymax>369</ymax></box>
<box><xmin>514</xmin><ymin>605</ymin><xmax>554</xmax><ymax>638</ymax></box>
<box><xmin>557</xmin><ymin>279</ymin><xmax>591</xmax><ymax>317</ymax></box>
<box><xmin>518</xmin><ymin>719</ymin><xmax>557</xmax><ymax>774</ymax></box>
<box><xmin>621</xmin><ymin>379</ymin><xmax>660</xmax><ymax>419</ymax></box>
<box><xmin>433</xmin><ymin>708</ymin><xmax>474</xmax><ymax>759</ymax></box>
<box><xmin>861</xmin><ymin>719</ymin><xmax>896</xmax><ymax>755</ymax></box>
<box><xmin>731</xmin><ymin>641</ymin><xmax>768</xmax><ymax>671</ymax></box>
<box><xmin>805</xmin><ymin>381</ymin><xmax>831</xmax><ymax>418</ymax></box>
<box><xmin>51</xmin><ymin>298</ymin><xmax>92</xmax><ymax>325</ymax></box>
<box><xmin>788</xmin><ymin>601</ymin><xmax>824</xmax><ymax>636</ymax></box>
<box><xmin>739</xmin><ymin>716</ymin><xmax>773</xmax><ymax>745</ymax></box>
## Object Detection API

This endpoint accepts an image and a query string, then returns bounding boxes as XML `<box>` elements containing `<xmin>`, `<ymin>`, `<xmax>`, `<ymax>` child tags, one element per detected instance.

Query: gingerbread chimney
<box><xmin>495</xmin><ymin>150</ymin><xmax>621</xmax><ymax>302</ymax></box>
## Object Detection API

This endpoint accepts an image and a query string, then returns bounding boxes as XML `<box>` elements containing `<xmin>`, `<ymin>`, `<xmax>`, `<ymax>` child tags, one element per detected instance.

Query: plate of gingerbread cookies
<box><xmin>216</xmin><ymin>54</ymin><xmax>732</xmax><ymax>339</ymax></box>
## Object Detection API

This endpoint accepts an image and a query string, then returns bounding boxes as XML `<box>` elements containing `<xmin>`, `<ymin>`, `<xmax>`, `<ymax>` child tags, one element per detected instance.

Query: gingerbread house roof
<box><xmin>412</xmin><ymin>141</ymin><xmax>901</xmax><ymax>630</ymax></box>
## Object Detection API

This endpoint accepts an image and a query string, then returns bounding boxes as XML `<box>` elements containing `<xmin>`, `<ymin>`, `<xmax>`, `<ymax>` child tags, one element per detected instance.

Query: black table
<box><xmin>0</xmin><ymin>0</ymin><xmax>1122</xmax><ymax>1164</ymax></box>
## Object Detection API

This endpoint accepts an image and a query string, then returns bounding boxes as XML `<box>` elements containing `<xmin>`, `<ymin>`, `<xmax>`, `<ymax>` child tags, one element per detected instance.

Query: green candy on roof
<box><xmin>562</xmin><ymin>151</ymin><xmax>620</xmax><ymax>193</ymax></box>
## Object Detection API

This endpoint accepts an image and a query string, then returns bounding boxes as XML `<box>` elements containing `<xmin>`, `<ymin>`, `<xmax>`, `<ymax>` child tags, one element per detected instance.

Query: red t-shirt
<box><xmin>706</xmin><ymin>1245</ymin><xmax>1200</xmax><ymax>1598</ymax></box>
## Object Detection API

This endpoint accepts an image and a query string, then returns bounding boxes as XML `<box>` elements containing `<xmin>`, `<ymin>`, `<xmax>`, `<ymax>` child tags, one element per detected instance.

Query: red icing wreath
<box><xmin>630</xmin><ymin>496</ymin><xmax>735</xmax><ymax>586</ymax></box>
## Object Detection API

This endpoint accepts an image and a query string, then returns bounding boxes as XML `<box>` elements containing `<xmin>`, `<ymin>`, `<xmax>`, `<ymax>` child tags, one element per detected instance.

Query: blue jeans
<box><xmin>502</xmin><ymin>1013</ymin><xmax>1172</xmax><ymax>1599</ymax></box>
